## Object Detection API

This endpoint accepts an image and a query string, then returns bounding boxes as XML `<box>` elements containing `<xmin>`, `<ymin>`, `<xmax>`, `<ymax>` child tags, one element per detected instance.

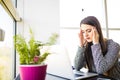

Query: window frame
<box><xmin>0</xmin><ymin>0</ymin><xmax>20</xmax><ymax>79</ymax></box>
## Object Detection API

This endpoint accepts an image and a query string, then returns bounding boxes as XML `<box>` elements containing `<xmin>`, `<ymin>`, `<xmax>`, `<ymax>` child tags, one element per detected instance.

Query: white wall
<box><xmin>17</xmin><ymin>0</ymin><xmax>60</xmax><ymax>42</ymax></box>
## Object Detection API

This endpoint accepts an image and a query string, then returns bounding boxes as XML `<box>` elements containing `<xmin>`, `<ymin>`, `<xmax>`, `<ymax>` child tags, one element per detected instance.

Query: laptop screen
<box><xmin>45</xmin><ymin>45</ymin><xmax>98</xmax><ymax>80</ymax></box>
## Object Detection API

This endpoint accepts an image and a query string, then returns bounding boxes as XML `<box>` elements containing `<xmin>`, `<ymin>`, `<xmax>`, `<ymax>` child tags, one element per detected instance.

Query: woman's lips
<box><xmin>85</xmin><ymin>37</ymin><xmax>90</xmax><ymax>40</ymax></box>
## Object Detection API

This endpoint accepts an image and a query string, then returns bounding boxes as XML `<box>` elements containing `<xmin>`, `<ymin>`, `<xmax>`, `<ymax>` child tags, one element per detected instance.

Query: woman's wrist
<box><xmin>79</xmin><ymin>44</ymin><xmax>83</xmax><ymax>48</ymax></box>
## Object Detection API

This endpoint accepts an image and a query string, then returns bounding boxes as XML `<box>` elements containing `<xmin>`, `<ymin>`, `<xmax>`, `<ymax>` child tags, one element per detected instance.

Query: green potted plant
<box><xmin>13</xmin><ymin>28</ymin><xmax>59</xmax><ymax>80</ymax></box>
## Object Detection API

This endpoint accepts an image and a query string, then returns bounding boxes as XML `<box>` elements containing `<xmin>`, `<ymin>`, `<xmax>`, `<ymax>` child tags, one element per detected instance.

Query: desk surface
<box><xmin>15</xmin><ymin>73</ymin><xmax>116</xmax><ymax>80</ymax></box>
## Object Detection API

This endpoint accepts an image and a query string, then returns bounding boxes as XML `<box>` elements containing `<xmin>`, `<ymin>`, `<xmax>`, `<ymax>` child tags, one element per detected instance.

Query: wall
<box><xmin>17</xmin><ymin>0</ymin><xmax>60</xmax><ymax>42</ymax></box>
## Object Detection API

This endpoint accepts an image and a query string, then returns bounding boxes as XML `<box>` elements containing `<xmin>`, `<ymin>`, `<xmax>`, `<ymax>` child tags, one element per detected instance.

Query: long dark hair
<box><xmin>80</xmin><ymin>16</ymin><xmax>107</xmax><ymax>72</ymax></box>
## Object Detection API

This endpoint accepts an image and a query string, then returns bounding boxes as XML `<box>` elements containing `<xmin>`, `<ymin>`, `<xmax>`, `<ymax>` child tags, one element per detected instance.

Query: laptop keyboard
<box><xmin>74</xmin><ymin>73</ymin><xmax>83</xmax><ymax>77</ymax></box>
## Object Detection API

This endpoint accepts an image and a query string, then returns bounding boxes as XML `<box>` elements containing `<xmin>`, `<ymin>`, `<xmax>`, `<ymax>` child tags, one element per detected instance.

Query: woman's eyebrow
<box><xmin>86</xmin><ymin>29</ymin><xmax>91</xmax><ymax>31</ymax></box>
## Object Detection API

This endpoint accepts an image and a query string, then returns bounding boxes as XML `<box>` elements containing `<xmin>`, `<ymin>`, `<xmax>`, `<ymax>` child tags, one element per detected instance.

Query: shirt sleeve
<box><xmin>74</xmin><ymin>46</ymin><xmax>86</xmax><ymax>71</ymax></box>
<box><xmin>91</xmin><ymin>40</ymin><xmax>120</xmax><ymax>74</ymax></box>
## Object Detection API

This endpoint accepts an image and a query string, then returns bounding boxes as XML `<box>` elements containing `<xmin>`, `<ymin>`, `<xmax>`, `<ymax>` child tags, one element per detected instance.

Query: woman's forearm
<box><xmin>91</xmin><ymin>42</ymin><xmax>120</xmax><ymax>74</ymax></box>
<box><xmin>74</xmin><ymin>46</ymin><xmax>86</xmax><ymax>71</ymax></box>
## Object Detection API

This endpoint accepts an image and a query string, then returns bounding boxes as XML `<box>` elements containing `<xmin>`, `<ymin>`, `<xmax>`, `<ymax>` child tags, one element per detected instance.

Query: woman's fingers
<box><xmin>92</xmin><ymin>27</ymin><xmax>99</xmax><ymax>44</ymax></box>
<box><xmin>78</xmin><ymin>29</ymin><xmax>87</xmax><ymax>47</ymax></box>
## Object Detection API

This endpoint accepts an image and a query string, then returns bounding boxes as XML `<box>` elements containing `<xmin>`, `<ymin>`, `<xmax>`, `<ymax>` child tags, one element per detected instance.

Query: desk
<box><xmin>15</xmin><ymin>74</ymin><xmax>67</xmax><ymax>80</ymax></box>
<box><xmin>15</xmin><ymin>73</ymin><xmax>116</xmax><ymax>80</ymax></box>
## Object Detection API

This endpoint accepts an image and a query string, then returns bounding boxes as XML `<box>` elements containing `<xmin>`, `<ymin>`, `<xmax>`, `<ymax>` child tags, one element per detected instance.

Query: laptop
<box><xmin>45</xmin><ymin>45</ymin><xmax>98</xmax><ymax>80</ymax></box>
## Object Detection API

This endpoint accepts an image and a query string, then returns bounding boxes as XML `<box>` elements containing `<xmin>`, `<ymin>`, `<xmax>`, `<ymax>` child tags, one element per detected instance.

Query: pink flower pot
<box><xmin>20</xmin><ymin>64</ymin><xmax>47</xmax><ymax>80</ymax></box>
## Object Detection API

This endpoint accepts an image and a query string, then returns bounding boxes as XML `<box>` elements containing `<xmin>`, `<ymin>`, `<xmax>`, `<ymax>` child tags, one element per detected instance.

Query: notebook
<box><xmin>45</xmin><ymin>45</ymin><xmax>98</xmax><ymax>80</ymax></box>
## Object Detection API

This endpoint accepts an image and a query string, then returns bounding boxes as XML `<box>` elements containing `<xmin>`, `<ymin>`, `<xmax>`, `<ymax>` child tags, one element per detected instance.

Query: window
<box><xmin>0</xmin><ymin>4</ymin><xmax>14</xmax><ymax>80</ymax></box>
<box><xmin>107</xmin><ymin>0</ymin><xmax>120</xmax><ymax>43</ymax></box>
<box><xmin>0</xmin><ymin>0</ymin><xmax>20</xmax><ymax>79</ymax></box>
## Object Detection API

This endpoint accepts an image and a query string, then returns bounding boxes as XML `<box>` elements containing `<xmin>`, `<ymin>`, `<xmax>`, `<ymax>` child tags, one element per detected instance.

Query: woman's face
<box><xmin>80</xmin><ymin>24</ymin><xmax>94</xmax><ymax>42</ymax></box>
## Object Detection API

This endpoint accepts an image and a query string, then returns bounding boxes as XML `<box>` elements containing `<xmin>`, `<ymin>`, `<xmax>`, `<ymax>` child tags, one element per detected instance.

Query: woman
<box><xmin>74</xmin><ymin>16</ymin><xmax>120</xmax><ymax>80</ymax></box>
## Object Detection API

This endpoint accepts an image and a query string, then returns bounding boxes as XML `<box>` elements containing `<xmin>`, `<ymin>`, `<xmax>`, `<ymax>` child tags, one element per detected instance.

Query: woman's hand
<box><xmin>78</xmin><ymin>29</ymin><xmax>87</xmax><ymax>47</ymax></box>
<box><xmin>92</xmin><ymin>27</ymin><xmax>99</xmax><ymax>44</ymax></box>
